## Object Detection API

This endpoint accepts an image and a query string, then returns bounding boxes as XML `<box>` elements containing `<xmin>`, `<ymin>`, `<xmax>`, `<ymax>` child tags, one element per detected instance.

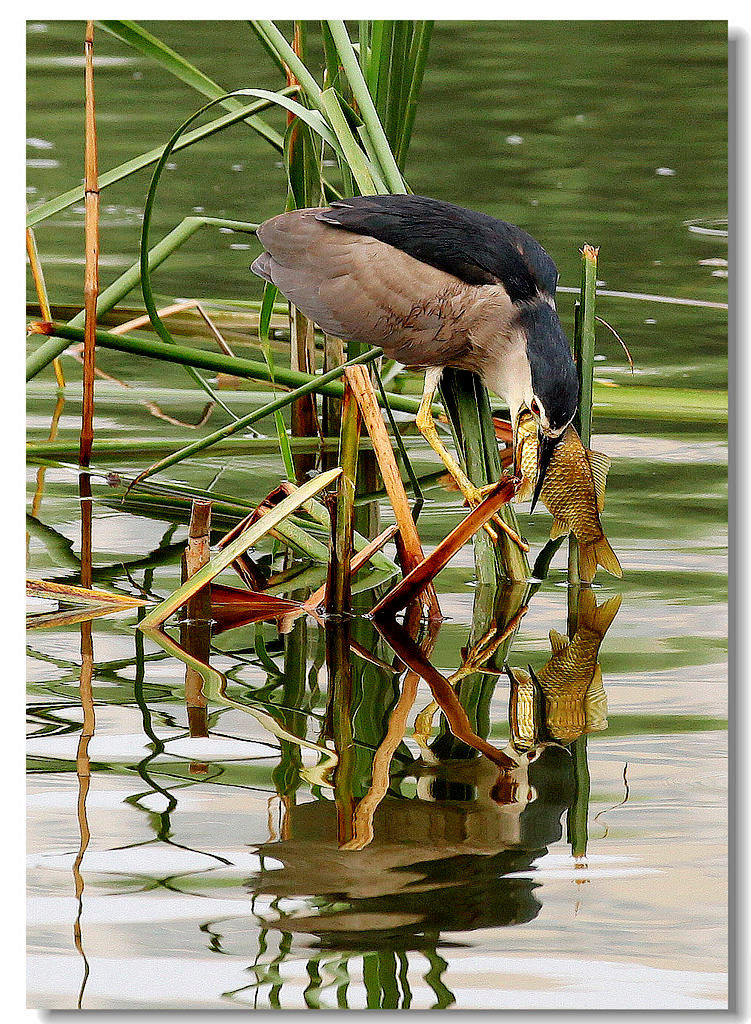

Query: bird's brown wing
<box><xmin>253</xmin><ymin>208</ymin><xmax>513</xmax><ymax>370</ymax></box>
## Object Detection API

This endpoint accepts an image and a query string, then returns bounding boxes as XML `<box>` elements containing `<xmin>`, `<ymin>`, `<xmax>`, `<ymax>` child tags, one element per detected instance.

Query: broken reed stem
<box><xmin>26</xmin><ymin>227</ymin><xmax>64</xmax><ymax>388</ymax></box>
<box><xmin>304</xmin><ymin>523</ymin><xmax>398</xmax><ymax>612</ymax></box>
<box><xmin>568</xmin><ymin>244</ymin><xmax>599</xmax><ymax>590</ymax></box>
<box><xmin>80</xmin><ymin>21</ymin><xmax>99</xmax><ymax>468</ymax></box>
<box><xmin>326</xmin><ymin>382</ymin><xmax>361</xmax><ymax>615</ymax></box>
<box><xmin>181</xmin><ymin>499</ymin><xmax>212</xmax><ymax>739</ymax></box>
<box><xmin>186</xmin><ymin>498</ymin><xmax>212</xmax><ymax>576</ymax></box>
<box><xmin>139</xmin><ymin>467</ymin><xmax>341</xmax><ymax>629</ymax></box>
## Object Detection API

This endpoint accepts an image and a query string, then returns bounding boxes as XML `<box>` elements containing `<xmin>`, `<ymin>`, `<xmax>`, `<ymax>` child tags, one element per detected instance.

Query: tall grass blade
<box><xmin>27</xmin><ymin>94</ymin><xmax>292</xmax><ymax>228</ymax></box>
<box><xmin>396</xmin><ymin>21</ymin><xmax>433</xmax><ymax>169</ymax></box>
<box><xmin>326</xmin><ymin>21</ymin><xmax>407</xmax><ymax>193</ymax></box>
<box><xmin>251</xmin><ymin>20</ymin><xmax>324</xmax><ymax>111</ymax></box>
<box><xmin>247</xmin><ymin>20</ymin><xmax>288</xmax><ymax>76</ymax></box>
<box><xmin>320</xmin><ymin>89</ymin><xmax>379</xmax><ymax>195</ymax></box>
<box><xmin>97</xmin><ymin>20</ymin><xmax>283</xmax><ymax>148</ymax></box>
<box><xmin>259</xmin><ymin>282</ymin><xmax>296</xmax><ymax>481</ymax></box>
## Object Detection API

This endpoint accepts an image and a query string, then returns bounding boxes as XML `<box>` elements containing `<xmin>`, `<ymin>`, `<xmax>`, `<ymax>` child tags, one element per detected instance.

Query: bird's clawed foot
<box><xmin>460</xmin><ymin>481</ymin><xmax>529</xmax><ymax>550</ymax></box>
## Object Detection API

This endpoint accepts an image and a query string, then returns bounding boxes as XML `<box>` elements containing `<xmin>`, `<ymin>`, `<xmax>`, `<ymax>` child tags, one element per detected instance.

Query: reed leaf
<box><xmin>326</xmin><ymin>20</ymin><xmax>407</xmax><ymax>194</ymax></box>
<box><xmin>396</xmin><ymin>21</ymin><xmax>433</xmax><ymax>169</ymax></box>
<box><xmin>139</xmin><ymin>467</ymin><xmax>341</xmax><ymax>628</ymax></box>
<box><xmin>246</xmin><ymin>20</ymin><xmax>289</xmax><ymax>76</ymax></box>
<box><xmin>251</xmin><ymin>20</ymin><xmax>324</xmax><ymax>111</ymax></box>
<box><xmin>27</xmin><ymin>579</ymin><xmax>147</xmax><ymax>608</ymax></box>
<box><xmin>258</xmin><ymin>281</ymin><xmax>295</xmax><ymax>481</ymax></box>
<box><xmin>320</xmin><ymin>89</ymin><xmax>380</xmax><ymax>195</ymax></box>
<box><xmin>96</xmin><ymin>20</ymin><xmax>283</xmax><ymax>148</ymax></box>
<box><xmin>26</xmin><ymin>227</ymin><xmax>64</xmax><ymax>387</ymax></box>
<box><xmin>26</xmin><ymin>93</ymin><xmax>293</xmax><ymax>229</ymax></box>
<box><xmin>27</xmin><ymin>214</ymin><xmax>260</xmax><ymax>379</ymax></box>
<box><xmin>136</xmin><ymin>91</ymin><xmax>340</xmax><ymax>364</ymax></box>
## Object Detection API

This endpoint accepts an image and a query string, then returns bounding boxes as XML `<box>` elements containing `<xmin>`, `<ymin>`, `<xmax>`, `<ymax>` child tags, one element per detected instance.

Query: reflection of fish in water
<box><xmin>514</xmin><ymin>411</ymin><xmax>622</xmax><ymax>583</ymax></box>
<box><xmin>507</xmin><ymin>591</ymin><xmax>621</xmax><ymax>747</ymax></box>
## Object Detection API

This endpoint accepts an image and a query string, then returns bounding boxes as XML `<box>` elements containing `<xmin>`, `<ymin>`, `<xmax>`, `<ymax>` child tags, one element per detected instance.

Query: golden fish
<box><xmin>507</xmin><ymin>591</ymin><xmax>621</xmax><ymax>747</ymax></box>
<box><xmin>514</xmin><ymin>412</ymin><xmax>622</xmax><ymax>583</ymax></box>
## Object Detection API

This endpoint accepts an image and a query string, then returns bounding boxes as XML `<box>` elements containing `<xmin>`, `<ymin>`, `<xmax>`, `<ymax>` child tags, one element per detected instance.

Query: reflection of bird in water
<box><xmin>506</xmin><ymin>591</ymin><xmax>621</xmax><ymax>749</ymax></box>
<box><xmin>250</xmin><ymin>750</ymin><xmax>574</xmax><ymax>951</ymax></box>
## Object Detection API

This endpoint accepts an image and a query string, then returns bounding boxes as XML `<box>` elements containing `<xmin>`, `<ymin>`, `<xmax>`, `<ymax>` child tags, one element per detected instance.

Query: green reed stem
<box><xmin>567</xmin><ymin>734</ymin><xmax>591</xmax><ymax>858</ymax></box>
<box><xmin>565</xmin><ymin>246</ymin><xmax>598</xmax><ymax>858</ymax></box>
<box><xmin>568</xmin><ymin>245</ymin><xmax>599</xmax><ymax>587</ymax></box>
<box><xmin>440</xmin><ymin>370</ymin><xmax>529</xmax><ymax>585</ymax></box>
<box><xmin>326</xmin><ymin>384</ymin><xmax>361</xmax><ymax>615</ymax></box>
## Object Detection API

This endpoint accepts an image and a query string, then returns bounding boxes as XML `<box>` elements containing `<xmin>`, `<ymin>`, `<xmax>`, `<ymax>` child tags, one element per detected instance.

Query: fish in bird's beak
<box><xmin>529</xmin><ymin>429</ymin><xmax>560</xmax><ymax>513</ymax></box>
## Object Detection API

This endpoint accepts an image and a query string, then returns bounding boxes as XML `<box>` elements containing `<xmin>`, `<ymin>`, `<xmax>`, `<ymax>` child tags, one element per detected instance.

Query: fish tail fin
<box><xmin>578</xmin><ymin>590</ymin><xmax>623</xmax><ymax>635</ymax></box>
<box><xmin>578</xmin><ymin>535</ymin><xmax>622</xmax><ymax>583</ymax></box>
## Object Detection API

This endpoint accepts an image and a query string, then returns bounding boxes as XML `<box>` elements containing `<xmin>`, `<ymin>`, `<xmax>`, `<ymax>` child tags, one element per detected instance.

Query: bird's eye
<box><xmin>530</xmin><ymin>398</ymin><xmax>540</xmax><ymax>417</ymax></box>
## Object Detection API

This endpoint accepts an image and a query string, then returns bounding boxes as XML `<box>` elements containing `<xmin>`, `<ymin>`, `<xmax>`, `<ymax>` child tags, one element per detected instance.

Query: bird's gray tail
<box><xmin>250</xmin><ymin>251</ymin><xmax>273</xmax><ymax>283</ymax></box>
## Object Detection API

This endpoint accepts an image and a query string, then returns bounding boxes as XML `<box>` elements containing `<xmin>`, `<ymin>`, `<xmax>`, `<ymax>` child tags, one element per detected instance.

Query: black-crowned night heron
<box><xmin>251</xmin><ymin>194</ymin><xmax>579</xmax><ymax>514</ymax></box>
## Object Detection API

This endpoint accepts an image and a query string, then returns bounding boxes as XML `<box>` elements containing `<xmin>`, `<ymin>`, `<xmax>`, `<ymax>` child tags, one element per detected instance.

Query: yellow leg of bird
<box><xmin>416</xmin><ymin>369</ymin><xmax>527</xmax><ymax>549</ymax></box>
<box><xmin>413</xmin><ymin>700</ymin><xmax>440</xmax><ymax>761</ymax></box>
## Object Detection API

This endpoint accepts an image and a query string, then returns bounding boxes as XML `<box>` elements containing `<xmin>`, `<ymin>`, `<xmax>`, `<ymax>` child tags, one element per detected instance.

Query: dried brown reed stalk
<box><xmin>344</xmin><ymin>363</ymin><xmax>440</xmax><ymax>619</ymax></box>
<box><xmin>371</xmin><ymin>477</ymin><xmax>518</xmax><ymax>617</ymax></box>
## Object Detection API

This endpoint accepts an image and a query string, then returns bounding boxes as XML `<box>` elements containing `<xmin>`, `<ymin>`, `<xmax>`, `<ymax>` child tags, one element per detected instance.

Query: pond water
<box><xmin>26</xmin><ymin>20</ymin><xmax>728</xmax><ymax>1011</ymax></box>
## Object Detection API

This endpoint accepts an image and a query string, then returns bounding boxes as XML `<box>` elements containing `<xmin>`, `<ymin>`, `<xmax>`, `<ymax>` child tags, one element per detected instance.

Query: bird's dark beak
<box><xmin>529</xmin><ymin>431</ymin><xmax>559</xmax><ymax>513</ymax></box>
